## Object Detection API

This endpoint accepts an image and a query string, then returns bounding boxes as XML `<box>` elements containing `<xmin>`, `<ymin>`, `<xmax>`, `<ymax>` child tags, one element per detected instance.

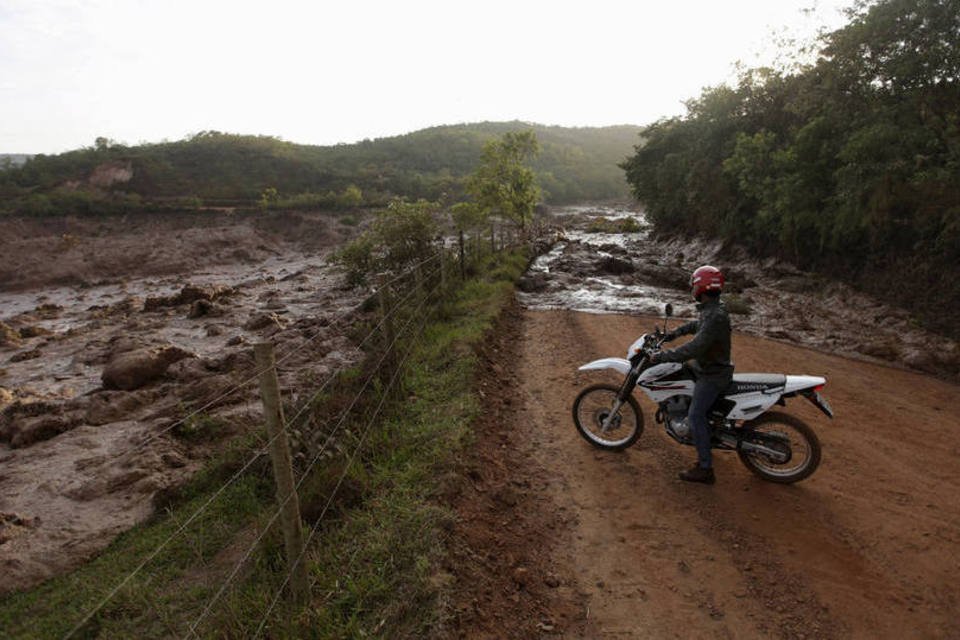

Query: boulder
<box><xmin>597</xmin><ymin>256</ymin><xmax>635</xmax><ymax>275</ymax></box>
<box><xmin>517</xmin><ymin>273</ymin><xmax>549</xmax><ymax>293</ymax></box>
<box><xmin>143</xmin><ymin>284</ymin><xmax>233</xmax><ymax>311</ymax></box>
<box><xmin>244</xmin><ymin>312</ymin><xmax>284</xmax><ymax>332</ymax></box>
<box><xmin>101</xmin><ymin>345</ymin><xmax>195</xmax><ymax>391</ymax></box>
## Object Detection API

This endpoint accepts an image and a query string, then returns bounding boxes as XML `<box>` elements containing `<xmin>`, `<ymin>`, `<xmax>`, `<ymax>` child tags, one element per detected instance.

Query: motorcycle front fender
<box><xmin>578</xmin><ymin>357</ymin><xmax>632</xmax><ymax>376</ymax></box>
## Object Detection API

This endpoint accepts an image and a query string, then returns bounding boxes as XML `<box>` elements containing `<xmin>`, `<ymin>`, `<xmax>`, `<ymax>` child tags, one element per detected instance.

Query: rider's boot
<box><xmin>679</xmin><ymin>464</ymin><xmax>715</xmax><ymax>485</ymax></box>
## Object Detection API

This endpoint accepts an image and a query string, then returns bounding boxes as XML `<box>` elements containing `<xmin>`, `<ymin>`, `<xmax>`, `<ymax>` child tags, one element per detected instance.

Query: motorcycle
<box><xmin>572</xmin><ymin>304</ymin><xmax>834</xmax><ymax>483</ymax></box>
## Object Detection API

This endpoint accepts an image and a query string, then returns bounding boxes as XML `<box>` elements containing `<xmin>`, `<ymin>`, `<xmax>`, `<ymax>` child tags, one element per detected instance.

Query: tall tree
<box><xmin>467</xmin><ymin>131</ymin><xmax>541</xmax><ymax>234</ymax></box>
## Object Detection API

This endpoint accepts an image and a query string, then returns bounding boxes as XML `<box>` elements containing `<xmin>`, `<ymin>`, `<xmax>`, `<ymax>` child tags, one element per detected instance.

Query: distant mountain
<box><xmin>0</xmin><ymin>122</ymin><xmax>643</xmax><ymax>214</ymax></box>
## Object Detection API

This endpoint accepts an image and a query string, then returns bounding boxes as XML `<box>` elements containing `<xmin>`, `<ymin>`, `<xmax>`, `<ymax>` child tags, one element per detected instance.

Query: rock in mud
<box><xmin>597</xmin><ymin>256</ymin><xmax>635</xmax><ymax>275</ymax></box>
<box><xmin>0</xmin><ymin>401</ymin><xmax>85</xmax><ymax>448</ymax></box>
<box><xmin>10</xmin><ymin>347</ymin><xmax>43</xmax><ymax>363</ymax></box>
<box><xmin>518</xmin><ymin>273</ymin><xmax>549</xmax><ymax>293</ymax></box>
<box><xmin>0</xmin><ymin>387</ymin><xmax>14</xmax><ymax>408</ymax></box>
<box><xmin>0</xmin><ymin>322</ymin><xmax>21</xmax><ymax>348</ymax></box>
<box><xmin>143</xmin><ymin>283</ymin><xmax>233</xmax><ymax>311</ymax></box>
<box><xmin>85</xmin><ymin>390</ymin><xmax>155</xmax><ymax>426</ymax></box>
<box><xmin>635</xmin><ymin>263</ymin><xmax>689</xmax><ymax>290</ymax></box>
<box><xmin>188</xmin><ymin>298</ymin><xmax>222</xmax><ymax>319</ymax></box>
<box><xmin>244</xmin><ymin>312</ymin><xmax>284</xmax><ymax>332</ymax></box>
<box><xmin>18</xmin><ymin>326</ymin><xmax>53</xmax><ymax>339</ymax></box>
<box><xmin>101</xmin><ymin>345</ymin><xmax>196</xmax><ymax>391</ymax></box>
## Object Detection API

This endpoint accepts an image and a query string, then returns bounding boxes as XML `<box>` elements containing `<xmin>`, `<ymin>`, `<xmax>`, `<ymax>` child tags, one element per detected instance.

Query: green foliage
<box><xmin>467</xmin><ymin>131</ymin><xmax>541</xmax><ymax>233</ymax></box>
<box><xmin>622</xmin><ymin>0</ymin><xmax>960</xmax><ymax>337</ymax></box>
<box><xmin>449</xmin><ymin>201</ymin><xmax>485</xmax><ymax>232</ymax></box>
<box><xmin>173</xmin><ymin>413</ymin><xmax>227</xmax><ymax>443</ymax></box>
<box><xmin>333</xmin><ymin>199</ymin><xmax>440</xmax><ymax>286</ymax></box>
<box><xmin>1</xmin><ymin>123</ymin><xmax>641</xmax><ymax>216</ymax></box>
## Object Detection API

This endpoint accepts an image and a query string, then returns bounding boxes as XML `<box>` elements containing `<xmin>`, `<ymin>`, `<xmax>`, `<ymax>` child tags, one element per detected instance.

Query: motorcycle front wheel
<box><xmin>572</xmin><ymin>384</ymin><xmax>643</xmax><ymax>451</ymax></box>
<box><xmin>737</xmin><ymin>411</ymin><xmax>821</xmax><ymax>483</ymax></box>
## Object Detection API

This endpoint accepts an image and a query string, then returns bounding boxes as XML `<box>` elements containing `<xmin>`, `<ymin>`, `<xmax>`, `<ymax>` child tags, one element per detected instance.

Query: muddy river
<box><xmin>519</xmin><ymin>205</ymin><xmax>960</xmax><ymax>379</ymax></box>
<box><xmin>0</xmin><ymin>211</ymin><xmax>366</xmax><ymax>594</ymax></box>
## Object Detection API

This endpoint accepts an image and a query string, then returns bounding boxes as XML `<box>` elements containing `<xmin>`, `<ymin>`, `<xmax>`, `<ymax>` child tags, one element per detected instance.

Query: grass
<box><xmin>0</xmin><ymin>246</ymin><xmax>527</xmax><ymax>639</ymax></box>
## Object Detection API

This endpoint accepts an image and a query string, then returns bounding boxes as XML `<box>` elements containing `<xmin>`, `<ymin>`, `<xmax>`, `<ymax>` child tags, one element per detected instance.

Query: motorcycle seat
<box><xmin>726</xmin><ymin>373</ymin><xmax>786</xmax><ymax>395</ymax></box>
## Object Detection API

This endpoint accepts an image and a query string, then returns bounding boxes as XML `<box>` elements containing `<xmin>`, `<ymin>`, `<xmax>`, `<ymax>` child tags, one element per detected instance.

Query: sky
<box><xmin>0</xmin><ymin>0</ymin><xmax>856</xmax><ymax>154</ymax></box>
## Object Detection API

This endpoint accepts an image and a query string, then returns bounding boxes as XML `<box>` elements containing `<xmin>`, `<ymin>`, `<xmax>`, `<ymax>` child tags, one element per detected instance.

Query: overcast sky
<box><xmin>0</xmin><ymin>0</ymin><xmax>856</xmax><ymax>154</ymax></box>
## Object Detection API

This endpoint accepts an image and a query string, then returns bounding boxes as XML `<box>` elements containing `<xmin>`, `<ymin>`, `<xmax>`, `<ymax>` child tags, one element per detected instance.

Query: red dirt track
<box><xmin>448</xmin><ymin>306</ymin><xmax>960</xmax><ymax>639</ymax></box>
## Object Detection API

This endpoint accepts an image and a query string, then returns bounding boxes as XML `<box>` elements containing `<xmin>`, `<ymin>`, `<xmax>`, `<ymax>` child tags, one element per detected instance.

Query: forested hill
<box><xmin>0</xmin><ymin>122</ymin><xmax>641</xmax><ymax>214</ymax></box>
<box><xmin>621</xmin><ymin>0</ymin><xmax>960</xmax><ymax>339</ymax></box>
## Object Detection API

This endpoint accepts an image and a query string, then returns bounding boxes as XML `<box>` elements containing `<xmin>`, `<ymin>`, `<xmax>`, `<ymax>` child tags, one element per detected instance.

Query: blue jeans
<box><xmin>688</xmin><ymin>379</ymin><xmax>724</xmax><ymax>469</ymax></box>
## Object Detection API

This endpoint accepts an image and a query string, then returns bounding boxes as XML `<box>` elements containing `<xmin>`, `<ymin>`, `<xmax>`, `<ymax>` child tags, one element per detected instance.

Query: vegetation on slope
<box><xmin>0</xmin><ymin>121</ymin><xmax>640</xmax><ymax>215</ymax></box>
<box><xmin>621</xmin><ymin>0</ymin><xmax>960</xmax><ymax>337</ymax></box>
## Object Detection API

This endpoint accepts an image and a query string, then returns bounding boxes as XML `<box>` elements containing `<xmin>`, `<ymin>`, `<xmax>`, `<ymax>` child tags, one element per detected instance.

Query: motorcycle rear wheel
<box><xmin>737</xmin><ymin>411</ymin><xmax>821</xmax><ymax>483</ymax></box>
<box><xmin>572</xmin><ymin>384</ymin><xmax>643</xmax><ymax>451</ymax></box>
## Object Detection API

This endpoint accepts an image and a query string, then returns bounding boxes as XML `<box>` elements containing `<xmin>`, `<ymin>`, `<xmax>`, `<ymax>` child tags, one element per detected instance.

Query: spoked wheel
<box><xmin>572</xmin><ymin>384</ymin><xmax>643</xmax><ymax>451</ymax></box>
<box><xmin>737</xmin><ymin>411</ymin><xmax>821</xmax><ymax>483</ymax></box>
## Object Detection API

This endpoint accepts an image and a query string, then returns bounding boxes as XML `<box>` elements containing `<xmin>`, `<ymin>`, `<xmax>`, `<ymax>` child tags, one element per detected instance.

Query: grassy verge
<box><xmin>0</xmin><ymin>247</ymin><xmax>529</xmax><ymax>639</ymax></box>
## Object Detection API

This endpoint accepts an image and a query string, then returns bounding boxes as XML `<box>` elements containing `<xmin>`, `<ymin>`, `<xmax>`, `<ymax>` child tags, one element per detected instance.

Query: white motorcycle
<box><xmin>573</xmin><ymin>304</ymin><xmax>834</xmax><ymax>483</ymax></box>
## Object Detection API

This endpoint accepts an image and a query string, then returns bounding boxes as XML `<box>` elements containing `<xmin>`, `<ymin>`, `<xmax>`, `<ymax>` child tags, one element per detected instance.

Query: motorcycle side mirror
<box><xmin>663</xmin><ymin>303</ymin><xmax>673</xmax><ymax>336</ymax></box>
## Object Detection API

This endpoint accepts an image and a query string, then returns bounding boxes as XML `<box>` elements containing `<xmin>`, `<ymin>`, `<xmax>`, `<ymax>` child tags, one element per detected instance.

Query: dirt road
<box><xmin>450</xmin><ymin>307</ymin><xmax>960</xmax><ymax>639</ymax></box>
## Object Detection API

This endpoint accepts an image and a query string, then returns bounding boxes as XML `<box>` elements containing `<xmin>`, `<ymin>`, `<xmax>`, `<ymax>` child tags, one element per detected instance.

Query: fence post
<box><xmin>377</xmin><ymin>275</ymin><xmax>397</xmax><ymax>375</ymax></box>
<box><xmin>438</xmin><ymin>243</ymin><xmax>445</xmax><ymax>292</ymax></box>
<box><xmin>254</xmin><ymin>342</ymin><xmax>309</xmax><ymax>605</ymax></box>
<box><xmin>459</xmin><ymin>230</ymin><xmax>466</xmax><ymax>281</ymax></box>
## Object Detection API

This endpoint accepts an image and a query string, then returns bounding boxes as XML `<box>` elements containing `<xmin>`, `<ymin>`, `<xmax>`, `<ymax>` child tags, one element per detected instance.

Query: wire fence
<box><xmin>60</xmin><ymin>228</ymin><xmax>531</xmax><ymax>639</ymax></box>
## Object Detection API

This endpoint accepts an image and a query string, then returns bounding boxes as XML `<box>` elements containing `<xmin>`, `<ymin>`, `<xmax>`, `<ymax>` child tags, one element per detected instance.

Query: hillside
<box><xmin>621</xmin><ymin>0</ymin><xmax>960</xmax><ymax>339</ymax></box>
<box><xmin>0</xmin><ymin>122</ymin><xmax>641</xmax><ymax>215</ymax></box>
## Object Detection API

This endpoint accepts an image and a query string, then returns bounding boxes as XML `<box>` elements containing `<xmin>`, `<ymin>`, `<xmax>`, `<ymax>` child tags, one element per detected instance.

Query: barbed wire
<box><xmin>96</xmin><ymin>252</ymin><xmax>442</xmax><ymax>466</ymax></box>
<box><xmin>63</xmin><ymin>257</ymin><xmax>443</xmax><ymax>639</ymax></box>
<box><xmin>251</xmin><ymin>296</ymin><xmax>434</xmax><ymax>639</ymax></box>
<box><xmin>185</xmin><ymin>279</ymin><xmax>437</xmax><ymax>637</ymax></box>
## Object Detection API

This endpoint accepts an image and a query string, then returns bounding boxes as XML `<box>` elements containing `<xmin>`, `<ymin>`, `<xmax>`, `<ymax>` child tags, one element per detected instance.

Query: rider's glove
<box><xmin>648</xmin><ymin>352</ymin><xmax>662</xmax><ymax>365</ymax></box>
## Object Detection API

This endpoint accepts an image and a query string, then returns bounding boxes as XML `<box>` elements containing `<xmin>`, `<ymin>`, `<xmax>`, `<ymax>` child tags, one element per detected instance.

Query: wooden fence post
<box><xmin>254</xmin><ymin>342</ymin><xmax>309</xmax><ymax>605</ymax></box>
<box><xmin>377</xmin><ymin>275</ymin><xmax>397</xmax><ymax>375</ymax></box>
<box><xmin>438</xmin><ymin>243</ymin><xmax>446</xmax><ymax>292</ymax></box>
<box><xmin>459</xmin><ymin>230</ymin><xmax>466</xmax><ymax>281</ymax></box>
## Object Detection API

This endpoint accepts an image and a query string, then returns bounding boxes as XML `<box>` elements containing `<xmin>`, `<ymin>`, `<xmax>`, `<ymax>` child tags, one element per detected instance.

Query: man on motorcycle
<box><xmin>650</xmin><ymin>265</ymin><xmax>733</xmax><ymax>484</ymax></box>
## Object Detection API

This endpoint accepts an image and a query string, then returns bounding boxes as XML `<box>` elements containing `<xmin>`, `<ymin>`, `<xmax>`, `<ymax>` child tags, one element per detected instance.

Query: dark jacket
<box><xmin>659</xmin><ymin>296</ymin><xmax>733</xmax><ymax>383</ymax></box>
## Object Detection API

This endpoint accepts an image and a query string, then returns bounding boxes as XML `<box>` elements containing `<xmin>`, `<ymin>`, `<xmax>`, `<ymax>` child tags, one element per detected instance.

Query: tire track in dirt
<box><xmin>509</xmin><ymin>309</ymin><xmax>960</xmax><ymax>639</ymax></box>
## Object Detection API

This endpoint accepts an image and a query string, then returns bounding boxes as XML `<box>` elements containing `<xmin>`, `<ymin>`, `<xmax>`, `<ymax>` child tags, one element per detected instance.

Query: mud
<box><xmin>520</xmin><ymin>205</ymin><xmax>960</xmax><ymax>380</ymax></box>
<box><xmin>448</xmin><ymin>308</ymin><xmax>960</xmax><ymax>638</ymax></box>
<box><xmin>0</xmin><ymin>210</ymin><xmax>367</xmax><ymax>594</ymax></box>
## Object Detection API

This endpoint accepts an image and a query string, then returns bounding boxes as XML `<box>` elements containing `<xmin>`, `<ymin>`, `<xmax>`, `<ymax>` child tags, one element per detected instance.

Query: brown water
<box><xmin>0</xmin><ymin>211</ymin><xmax>366</xmax><ymax>593</ymax></box>
<box><xmin>519</xmin><ymin>205</ymin><xmax>960</xmax><ymax>378</ymax></box>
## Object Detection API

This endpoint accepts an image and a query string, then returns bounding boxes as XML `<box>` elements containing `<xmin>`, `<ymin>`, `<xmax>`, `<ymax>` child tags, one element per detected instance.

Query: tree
<box><xmin>467</xmin><ymin>131</ymin><xmax>541</xmax><ymax>234</ymax></box>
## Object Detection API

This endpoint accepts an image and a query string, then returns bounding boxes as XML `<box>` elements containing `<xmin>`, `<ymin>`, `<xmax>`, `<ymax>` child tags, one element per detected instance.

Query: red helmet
<box><xmin>690</xmin><ymin>265</ymin><xmax>724</xmax><ymax>299</ymax></box>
